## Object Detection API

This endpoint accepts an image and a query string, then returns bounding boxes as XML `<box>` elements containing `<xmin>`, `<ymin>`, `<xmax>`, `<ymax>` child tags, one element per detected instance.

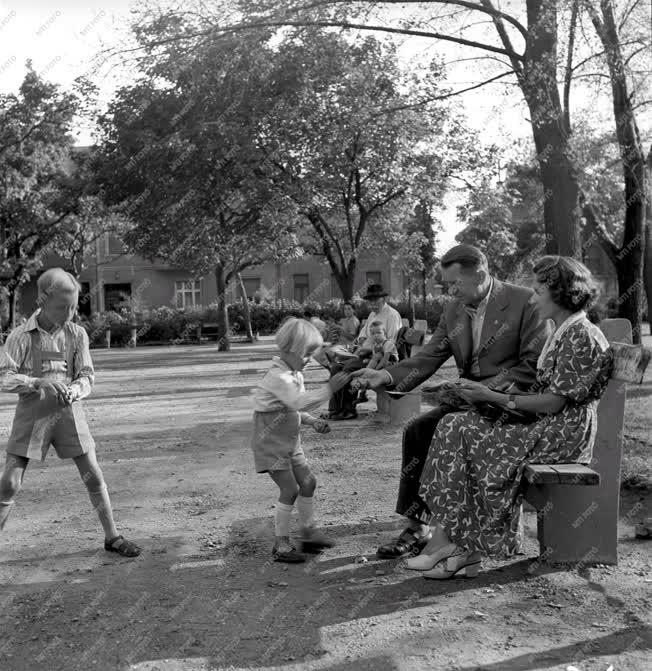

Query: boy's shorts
<box><xmin>251</xmin><ymin>410</ymin><xmax>308</xmax><ymax>473</ymax></box>
<box><xmin>6</xmin><ymin>395</ymin><xmax>95</xmax><ymax>462</ymax></box>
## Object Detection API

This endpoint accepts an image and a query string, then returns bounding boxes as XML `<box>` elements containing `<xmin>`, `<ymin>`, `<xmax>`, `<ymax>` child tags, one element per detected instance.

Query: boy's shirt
<box><xmin>252</xmin><ymin>356</ymin><xmax>329</xmax><ymax>416</ymax></box>
<box><xmin>368</xmin><ymin>339</ymin><xmax>399</xmax><ymax>366</ymax></box>
<box><xmin>0</xmin><ymin>310</ymin><xmax>94</xmax><ymax>399</ymax></box>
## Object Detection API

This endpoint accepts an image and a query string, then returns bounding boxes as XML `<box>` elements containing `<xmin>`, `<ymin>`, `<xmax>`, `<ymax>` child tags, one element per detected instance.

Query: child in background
<box><xmin>251</xmin><ymin>318</ymin><xmax>350</xmax><ymax>563</ymax></box>
<box><xmin>0</xmin><ymin>268</ymin><xmax>141</xmax><ymax>557</ymax></box>
<box><xmin>354</xmin><ymin>321</ymin><xmax>398</xmax><ymax>404</ymax></box>
<box><xmin>365</xmin><ymin>321</ymin><xmax>399</xmax><ymax>371</ymax></box>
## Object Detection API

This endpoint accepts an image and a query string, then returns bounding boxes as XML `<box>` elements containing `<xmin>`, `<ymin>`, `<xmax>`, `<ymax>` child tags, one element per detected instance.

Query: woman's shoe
<box><xmin>422</xmin><ymin>550</ymin><xmax>481</xmax><ymax>579</ymax></box>
<box><xmin>404</xmin><ymin>542</ymin><xmax>457</xmax><ymax>570</ymax></box>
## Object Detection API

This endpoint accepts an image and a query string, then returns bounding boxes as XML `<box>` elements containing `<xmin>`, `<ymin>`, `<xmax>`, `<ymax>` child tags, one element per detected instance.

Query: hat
<box><xmin>363</xmin><ymin>283</ymin><xmax>389</xmax><ymax>299</ymax></box>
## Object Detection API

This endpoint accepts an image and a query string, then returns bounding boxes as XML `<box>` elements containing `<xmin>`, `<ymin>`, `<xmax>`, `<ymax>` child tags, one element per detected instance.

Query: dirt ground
<box><xmin>0</xmin><ymin>339</ymin><xmax>650</xmax><ymax>671</ymax></box>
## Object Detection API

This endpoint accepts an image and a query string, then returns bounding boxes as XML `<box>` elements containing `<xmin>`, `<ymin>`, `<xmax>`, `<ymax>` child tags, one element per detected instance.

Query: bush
<box><xmin>80</xmin><ymin>294</ymin><xmax>453</xmax><ymax>346</ymax></box>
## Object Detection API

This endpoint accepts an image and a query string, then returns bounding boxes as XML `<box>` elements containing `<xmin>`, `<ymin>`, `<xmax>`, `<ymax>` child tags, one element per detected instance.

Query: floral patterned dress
<box><xmin>418</xmin><ymin>317</ymin><xmax>613</xmax><ymax>557</ymax></box>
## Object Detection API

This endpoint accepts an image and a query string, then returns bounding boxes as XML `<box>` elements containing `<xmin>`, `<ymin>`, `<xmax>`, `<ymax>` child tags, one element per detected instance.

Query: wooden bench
<box><xmin>522</xmin><ymin>318</ymin><xmax>639</xmax><ymax>565</ymax></box>
<box><xmin>196</xmin><ymin>322</ymin><xmax>220</xmax><ymax>342</ymax></box>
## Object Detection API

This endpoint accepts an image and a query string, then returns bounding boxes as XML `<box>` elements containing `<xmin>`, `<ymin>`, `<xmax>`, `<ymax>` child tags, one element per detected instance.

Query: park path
<box><xmin>0</xmin><ymin>340</ymin><xmax>649</xmax><ymax>671</ymax></box>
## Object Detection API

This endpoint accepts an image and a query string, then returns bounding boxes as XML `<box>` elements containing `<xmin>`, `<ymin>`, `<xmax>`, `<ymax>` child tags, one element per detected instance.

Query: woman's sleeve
<box><xmin>548</xmin><ymin>327</ymin><xmax>610</xmax><ymax>403</ymax></box>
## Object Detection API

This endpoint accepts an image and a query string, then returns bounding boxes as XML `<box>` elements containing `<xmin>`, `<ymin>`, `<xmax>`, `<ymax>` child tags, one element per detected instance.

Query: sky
<box><xmin>0</xmin><ymin>1</ymin><xmax>557</xmax><ymax>248</ymax></box>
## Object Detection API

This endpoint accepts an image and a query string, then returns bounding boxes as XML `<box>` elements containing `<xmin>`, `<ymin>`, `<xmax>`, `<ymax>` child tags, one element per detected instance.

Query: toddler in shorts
<box><xmin>250</xmin><ymin>318</ymin><xmax>349</xmax><ymax>563</ymax></box>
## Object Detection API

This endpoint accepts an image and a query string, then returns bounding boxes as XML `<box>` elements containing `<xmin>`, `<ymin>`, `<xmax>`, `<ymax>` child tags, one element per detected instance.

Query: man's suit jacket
<box><xmin>387</xmin><ymin>279</ymin><xmax>552</xmax><ymax>393</ymax></box>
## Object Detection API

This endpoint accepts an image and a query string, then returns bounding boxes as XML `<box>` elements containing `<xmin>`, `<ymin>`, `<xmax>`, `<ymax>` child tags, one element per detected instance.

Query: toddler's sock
<box><xmin>296</xmin><ymin>496</ymin><xmax>315</xmax><ymax>529</ymax></box>
<box><xmin>0</xmin><ymin>500</ymin><xmax>14</xmax><ymax>531</ymax></box>
<box><xmin>274</xmin><ymin>502</ymin><xmax>294</xmax><ymax>538</ymax></box>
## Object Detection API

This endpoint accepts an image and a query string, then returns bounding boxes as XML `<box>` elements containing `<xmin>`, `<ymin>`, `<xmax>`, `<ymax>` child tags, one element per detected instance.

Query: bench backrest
<box><xmin>594</xmin><ymin>318</ymin><xmax>631</xmax><ymax>475</ymax></box>
<box><xmin>413</xmin><ymin>319</ymin><xmax>428</xmax><ymax>333</ymax></box>
<box><xmin>577</xmin><ymin>318</ymin><xmax>632</xmax><ymax>562</ymax></box>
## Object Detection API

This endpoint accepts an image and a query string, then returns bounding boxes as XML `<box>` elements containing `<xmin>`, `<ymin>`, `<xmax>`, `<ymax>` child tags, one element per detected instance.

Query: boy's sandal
<box><xmin>104</xmin><ymin>535</ymin><xmax>142</xmax><ymax>557</ymax></box>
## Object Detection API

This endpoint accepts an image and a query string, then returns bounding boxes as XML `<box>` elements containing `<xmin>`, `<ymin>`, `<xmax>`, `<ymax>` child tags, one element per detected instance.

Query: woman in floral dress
<box><xmin>411</xmin><ymin>256</ymin><xmax>613</xmax><ymax>579</ymax></box>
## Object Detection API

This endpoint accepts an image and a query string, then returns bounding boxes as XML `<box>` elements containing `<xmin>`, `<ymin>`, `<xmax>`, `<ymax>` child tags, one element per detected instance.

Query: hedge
<box><xmin>78</xmin><ymin>296</ymin><xmax>455</xmax><ymax>347</ymax></box>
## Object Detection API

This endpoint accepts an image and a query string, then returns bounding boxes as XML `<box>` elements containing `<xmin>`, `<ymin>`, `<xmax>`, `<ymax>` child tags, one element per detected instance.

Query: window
<box><xmin>365</xmin><ymin>271</ymin><xmax>382</xmax><ymax>288</ymax></box>
<box><xmin>241</xmin><ymin>277</ymin><xmax>261</xmax><ymax>300</ymax></box>
<box><xmin>175</xmin><ymin>280</ymin><xmax>201</xmax><ymax>308</ymax></box>
<box><xmin>104</xmin><ymin>234</ymin><xmax>127</xmax><ymax>256</ymax></box>
<box><xmin>293</xmin><ymin>274</ymin><xmax>310</xmax><ymax>303</ymax></box>
<box><xmin>104</xmin><ymin>283</ymin><xmax>132</xmax><ymax>312</ymax></box>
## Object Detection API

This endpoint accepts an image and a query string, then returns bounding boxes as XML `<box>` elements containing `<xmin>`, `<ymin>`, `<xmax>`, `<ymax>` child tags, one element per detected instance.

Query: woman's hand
<box><xmin>457</xmin><ymin>380</ymin><xmax>498</xmax><ymax>404</ymax></box>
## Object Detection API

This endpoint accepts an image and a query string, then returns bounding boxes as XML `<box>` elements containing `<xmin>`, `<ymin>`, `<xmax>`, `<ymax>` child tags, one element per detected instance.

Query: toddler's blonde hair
<box><xmin>276</xmin><ymin>317</ymin><xmax>323</xmax><ymax>358</ymax></box>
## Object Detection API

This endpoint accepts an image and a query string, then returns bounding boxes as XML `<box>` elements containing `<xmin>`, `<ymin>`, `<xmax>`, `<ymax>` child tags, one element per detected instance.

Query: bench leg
<box><xmin>525</xmin><ymin>484</ymin><xmax>618</xmax><ymax>565</ymax></box>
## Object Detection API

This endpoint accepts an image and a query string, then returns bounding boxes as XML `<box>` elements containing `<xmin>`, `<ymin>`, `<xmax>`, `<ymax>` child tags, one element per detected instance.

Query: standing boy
<box><xmin>0</xmin><ymin>269</ymin><xmax>141</xmax><ymax>557</ymax></box>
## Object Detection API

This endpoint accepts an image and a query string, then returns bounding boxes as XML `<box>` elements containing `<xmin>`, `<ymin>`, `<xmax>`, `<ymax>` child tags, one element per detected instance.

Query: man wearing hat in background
<box><xmin>324</xmin><ymin>284</ymin><xmax>402</xmax><ymax>421</ymax></box>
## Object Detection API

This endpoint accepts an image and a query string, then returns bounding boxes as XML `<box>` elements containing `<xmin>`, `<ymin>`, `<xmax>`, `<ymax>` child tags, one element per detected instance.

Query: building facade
<box><xmin>17</xmin><ymin>239</ymin><xmax>438</xmax><ymax>319</ymax></box>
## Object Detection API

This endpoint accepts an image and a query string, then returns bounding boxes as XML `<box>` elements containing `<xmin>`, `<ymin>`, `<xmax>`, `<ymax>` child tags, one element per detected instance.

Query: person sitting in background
<box><xmin>364</xmin><ymin>322</ymin><xmax>399</xmax><ymax>370</ymax></box>
<box><xmin>338</xmin><ymin>302</ymin><xmax>360</xmax><ymax>347</ymax></box>
<box><xmin>304</xmin><ymin>309</ymin><xmax>328</xmax><ymax>340</ymax></box>
<box><xmin>324</xmin><ymin>284</ymin><xmax>402</xmax><ymax>421</ymax></box>
<box><xmin>355</xmin><ymin>321</ymin><xmax>399</xmax><ymax>404</ymax></box>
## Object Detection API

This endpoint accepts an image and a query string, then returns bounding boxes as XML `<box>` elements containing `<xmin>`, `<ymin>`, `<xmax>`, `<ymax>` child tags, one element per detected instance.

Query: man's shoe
<box><xmin>376</xmin><ymin>527</ymin><xmax>432</xmax><ymax>559</ymax></box>
<box><xmin>331</xmin><ymin>411</ymin><xmax>357</xmax><ymax>420</ymax></box>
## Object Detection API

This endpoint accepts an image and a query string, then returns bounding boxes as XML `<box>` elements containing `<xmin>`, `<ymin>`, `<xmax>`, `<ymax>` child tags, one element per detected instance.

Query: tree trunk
<box><xmin>215</xmin><ymin>262</ymin><xmax>230</xmax><ymax>352</ymax></box>
<box><xmin>236</xmin><ymin>271</ymin><xmax>255</xmax><ymax>342</ymax></box>
<box><xmin>9</xmin><ymin>283</ymin><xmax>19</xmax><ymax>330</ymax></box>
<box><xmin>643</xmin><ymin>150</ymin><xmax>652</xmax><ymax>335</ymax></box>
<box><xmin>332</xmin><ymin>257</ymin><xmax>357</xmax><ymax>301</ymax></box>
<box><xmin>336</xmin><ymin>272</ymin><xmax>355</xmax><ymax>301</ymax></box>
<box><xmin>523</xmin><ymin>0</ymin><xmax>581</xmax><ymax>257</ymax></box>
<box><xmin>421</xmin><ymin>271</ymin><xmax>427</xmax><ymax>314</ymax></box>
<box><xmin>585</xmin><ymin>0</ymin><xmax>646</xmax><ymax>343</ymax></box>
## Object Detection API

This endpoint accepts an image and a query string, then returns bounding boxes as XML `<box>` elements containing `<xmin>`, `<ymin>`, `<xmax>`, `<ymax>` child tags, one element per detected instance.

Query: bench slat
<box><xmin>523</xmin><ymin>464</ymin><xmax>600</xmax><ymax>486</ymax></box>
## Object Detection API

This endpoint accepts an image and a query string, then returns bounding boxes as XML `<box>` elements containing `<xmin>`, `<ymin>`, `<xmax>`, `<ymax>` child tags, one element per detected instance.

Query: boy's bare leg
<box><xmin>73</xmin><ymin>449</ymin><xmax>141</xmax><ymax>556</ymax></box>
<box><xmin>0</xmin><ymin>454</ymin><xmax>29</xmax><ymax>531</ymax></box>
<box><xmin>73</xmin><ymin>450</ymin><xmax>120</xmax><ymax>540</ymax></box>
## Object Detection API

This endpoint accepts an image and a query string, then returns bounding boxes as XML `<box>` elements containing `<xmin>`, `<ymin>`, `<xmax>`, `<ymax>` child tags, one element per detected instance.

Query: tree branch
<box><xmin>366</xmin><ymin>70</ymin><xmax>516</xmax><ymax>121</ymax></box>
<box><xmin>275</xmin><ymin>0</ymin><xmax>529</xmax><ymax>41</ymax></box>
<box><xmin>478</xmin><ymin>0</ymin><xmax>524</xmax><ymax>78</ymax></box>
<box><xmin>563</xmin><ymin>0</ymin><xmax>579</xmax><ymax>134</ymax></box>
<box><xmin>127</xmin><ymin>17</ymin><xmax>524</xmax><ymax>61</ymax></box>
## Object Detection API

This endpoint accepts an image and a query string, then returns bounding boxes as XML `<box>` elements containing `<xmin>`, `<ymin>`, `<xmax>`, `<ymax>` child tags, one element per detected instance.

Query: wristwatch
<box><xmin>507</xmin><ymin>394</ymin><xmax>517</xmax><ymax>410</ymax></box>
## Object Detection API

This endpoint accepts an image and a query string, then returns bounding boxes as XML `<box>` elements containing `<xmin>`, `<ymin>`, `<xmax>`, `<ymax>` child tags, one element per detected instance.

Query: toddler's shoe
<box><xmin>299</xmin><ymin>526</ymin><xmax>336</xmax><ymax>553</ymax></box>
<box><xmin>272</xmin><ymin>539</ymin><xmax>306</xmax><ymax>563</ymax></box>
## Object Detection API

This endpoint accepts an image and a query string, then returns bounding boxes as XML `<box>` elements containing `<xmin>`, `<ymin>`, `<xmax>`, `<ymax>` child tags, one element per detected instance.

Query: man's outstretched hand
<box><xmin>350</xmin><ymin>368</ymin><xmax>391</xmax><ymax>391</ymax></box>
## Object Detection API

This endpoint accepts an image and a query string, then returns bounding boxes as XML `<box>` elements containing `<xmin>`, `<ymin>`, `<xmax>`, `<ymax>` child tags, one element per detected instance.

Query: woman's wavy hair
<box><xmin>533</xmin><ymin>255</ymin><xmax>599</xmax><ymax>313</ymax></box>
